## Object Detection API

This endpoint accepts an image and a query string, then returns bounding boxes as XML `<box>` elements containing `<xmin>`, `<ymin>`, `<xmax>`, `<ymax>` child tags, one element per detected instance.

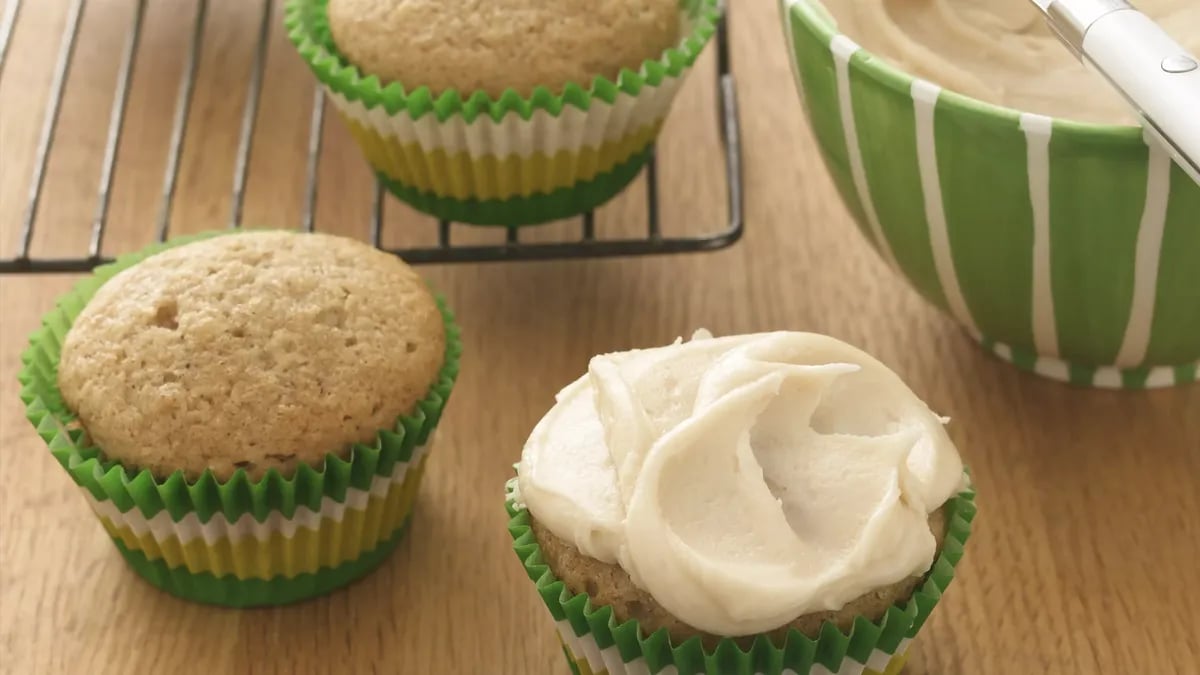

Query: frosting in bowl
<box><xmin>813</xmin><ymin>0</ymin><xmax>1199</xmax><ymax>125</ymax></box>
<box><xmin>516</xmin><ymin>331</ymin><xmax>964</xmax><ymax>636</ymax></box>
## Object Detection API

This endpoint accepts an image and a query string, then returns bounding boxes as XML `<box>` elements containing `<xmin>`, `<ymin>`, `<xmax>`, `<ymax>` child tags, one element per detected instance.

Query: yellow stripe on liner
<box><xmin>872</xmin><ymin>649</ymin><xmax>911</xmax><ymax>675</ymax></box>
<box><xmin>97</xmin><ymin>457</ymin><xmax>427</xmax><ymax>581</ymax></box>
<box><xmin>342</xmin><ymin>119</ymin><xmax>663</xmax><ymax>201</ymax></box>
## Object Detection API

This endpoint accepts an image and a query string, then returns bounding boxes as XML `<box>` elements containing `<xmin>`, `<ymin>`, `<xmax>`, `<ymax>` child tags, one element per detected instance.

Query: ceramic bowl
<box><xmin>780</xmin><ymin>0</ymin><xmax>1199</xmax><ymax>388</ymax></box>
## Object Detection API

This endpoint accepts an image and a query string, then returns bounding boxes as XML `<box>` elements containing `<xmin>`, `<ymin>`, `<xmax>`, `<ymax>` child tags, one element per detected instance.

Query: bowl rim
<box><xmin>783</xmin><ymin>0</ymin><xmax>1147</xmax><ymax>148</ymax></box>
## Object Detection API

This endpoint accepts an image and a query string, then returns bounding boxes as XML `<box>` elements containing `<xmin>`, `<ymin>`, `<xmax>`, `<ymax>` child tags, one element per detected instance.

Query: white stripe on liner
<box><xmin>556</xmin><ymin>621</ymin><xmax>908</xmax><ymax>674</ymax></box>
<box><xmin>326</xmin><ymin>76</ymin><xmax>680</xmax><ymax>159</ymax></box>
<box><xmin>912</xmin><ymin>79</ymin><xmax>981</xmax><ymax>339</ymax></box>
<box><xmin>812</xmin><ymin>661</ymin><xmax>863</xmax><ymax>675</ymax></box>
<box><xmin>866</xmin><ymin>638</ymin><xmax>911</xmax><ymax>670</ymax></box>
<box><xmin>600</xmin><ymin>644</ymin><xmax>629</xmax><ymax>675</ymax></box>
<box><xmin>618</xmin><ymin>655</ymin><xmax>656</xmax><ymax>675</ymax></box>
<box><xmin>1114</xmin><ymin>134</ymin><xmax>1172</xmax><ymax>367</ymax></box>
<box><xmin>86</xmin><ymin>444</ymin><xmax>428</xmax><ymax>546</ymax></box>
<box><xmin>831</xmin><ymin>35</ymin><xmax>900</xmax><ymax>271</ymax></box>
<box><xmin>1020</xmin><ymin>113</ymin><xmax>1059</xmax><ymax>358</ymax></box>
<box><xmin>554</xmin><ymin>621</ymin><xmax>588</xmax><ymax>671</ymax></box>
<box><xmin>577</xmin><ymin>624</ymin><xmax>607</xmax><ymax>673</ymax></box>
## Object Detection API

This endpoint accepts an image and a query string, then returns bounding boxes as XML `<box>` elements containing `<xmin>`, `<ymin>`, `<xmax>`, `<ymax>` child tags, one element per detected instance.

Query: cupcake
<box><xmin>506</xmin><ymin>330</ymin><xmax>975</xmax><ymax>674</ymax></box>
<box><xmin>19</xmin><ymin>230</ymin><xmax>461</xmax><ymax>606</ymax></box>
<box><xmin>286</xmin><ymin>0</ymin><xmax>722</xmax><ymax>226</ymax></box>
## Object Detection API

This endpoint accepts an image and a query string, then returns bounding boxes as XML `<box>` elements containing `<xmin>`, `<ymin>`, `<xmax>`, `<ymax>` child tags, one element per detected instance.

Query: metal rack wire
<box><xmin>0</xmin><ymin>0</ymin><xmax>742</xmax><ymax>273</ymax></box>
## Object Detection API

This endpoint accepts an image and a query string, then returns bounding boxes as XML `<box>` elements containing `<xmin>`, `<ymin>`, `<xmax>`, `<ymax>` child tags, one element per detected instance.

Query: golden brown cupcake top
<box><xmin>327</xmin><ymin>0</ymin><xmax>683</xmax><ymax>97</ymax></box>
<box><xmin>57</xmin><ymin>231</ymin><xmax>446</xmax><ymax>481</ymax></box>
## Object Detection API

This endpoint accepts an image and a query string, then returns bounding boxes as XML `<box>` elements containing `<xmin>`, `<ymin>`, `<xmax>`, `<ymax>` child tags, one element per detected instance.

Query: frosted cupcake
<box><xmin>20</xmin><ymin>231</ymin><xmax>461</xmax><ymax>606</ymax></box>
<box><xmin>286</xmin><ymin>0</ymin><xmax>722</xmax><ymax>226</ymax></box>
<box><xmin>507</xmin><ymin>331</ymin><xmax>975</xmax><ymax>674</ymax></box>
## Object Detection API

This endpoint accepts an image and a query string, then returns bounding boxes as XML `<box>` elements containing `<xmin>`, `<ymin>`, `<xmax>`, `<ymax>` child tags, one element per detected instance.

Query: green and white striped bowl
<box><xmin>781</xmin><ymin>0</ymin><xmax>1200</xmax><ymax>389</ymax></box>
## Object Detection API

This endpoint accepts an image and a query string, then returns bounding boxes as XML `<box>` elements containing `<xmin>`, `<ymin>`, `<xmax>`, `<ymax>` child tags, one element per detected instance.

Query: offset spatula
<box><xmin>1033</xmin><ymin>0</ymin><xmax>1200</xmax><ymax>185</ymax></box>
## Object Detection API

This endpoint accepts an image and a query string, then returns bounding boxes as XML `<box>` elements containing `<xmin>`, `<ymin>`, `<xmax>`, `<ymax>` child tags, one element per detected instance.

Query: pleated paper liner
<box><xmin>373</xmin><ymin>147</ymin><xmax>654</xmax><ymax>227</ymax></box>
<box><xmin>507</xmin><ymin>479</ymin><xmax>976</xmax><ymax>675</ymax></box>
<box><xmin>285</xmin><ymin>0</ymin><xmax>721</xmax><ymax>226</ymax></box>
<box><xmin>18</xmin><ymin>230</ymin><xmax>462</xmax><ymax>606</ymax></box>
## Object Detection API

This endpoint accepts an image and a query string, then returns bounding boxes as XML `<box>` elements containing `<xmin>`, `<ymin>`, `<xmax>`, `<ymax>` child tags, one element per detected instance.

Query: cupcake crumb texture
<box><xmin>327</xmin><ymin>0</ymin><xmax>683</xmax><ymax>97</ymax></box>
<box><xmin>56</xmin><ymin>231</ymin><xmax>446</xmax><ymax>481</ymax></box>
<box><xmin>531</xmin><ymin>509</ymin><xmax>948</xmax><ymax>648</ymax></box>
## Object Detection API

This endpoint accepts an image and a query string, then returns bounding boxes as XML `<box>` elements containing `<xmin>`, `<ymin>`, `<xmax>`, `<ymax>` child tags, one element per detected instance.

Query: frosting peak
<box><xmin>517</xmin><ymin>331</ymin><xmax>963</xmax><ymax>636</ymax></box>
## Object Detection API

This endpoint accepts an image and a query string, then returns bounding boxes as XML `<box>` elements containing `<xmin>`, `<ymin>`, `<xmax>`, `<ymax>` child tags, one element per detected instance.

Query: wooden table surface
<box><xmin>1</xmin><ymin>1</ymin><xmax>1197</xmax><ymax>673</ymax></box>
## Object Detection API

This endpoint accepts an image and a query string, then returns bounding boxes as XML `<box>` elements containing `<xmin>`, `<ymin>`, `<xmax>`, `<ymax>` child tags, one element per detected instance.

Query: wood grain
<box><xmin>1</xmin><ymin>1</ymin><xmax>1197</xmax><ymax>673</ymax></box>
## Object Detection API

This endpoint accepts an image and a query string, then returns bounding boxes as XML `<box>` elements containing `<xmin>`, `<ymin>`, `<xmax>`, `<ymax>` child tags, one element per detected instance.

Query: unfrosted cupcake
<box><xmin>507</xmin><ymin>330</ymin><xmax>975</xmax><ymax>674</ymax></box>
<box><xmin>20</xmin><ymin>230</ymin><xmax>461</xmax><ymax>606</ymax></box>
<box><xmin>286</xmin><ymin>0</ymin><xmax>722</xmax><ymax>226</ymax></box>
<box><xmin>326</xmin><ymin>0</ymin><xmax>683</xmax><ymax>99</ymax></box>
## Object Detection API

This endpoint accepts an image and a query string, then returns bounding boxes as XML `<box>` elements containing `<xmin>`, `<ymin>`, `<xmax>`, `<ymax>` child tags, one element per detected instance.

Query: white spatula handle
<box><xmin>1082</xmin><ymin>8</ymin><xmax>1200</xmax><ymax>184</ymax></box>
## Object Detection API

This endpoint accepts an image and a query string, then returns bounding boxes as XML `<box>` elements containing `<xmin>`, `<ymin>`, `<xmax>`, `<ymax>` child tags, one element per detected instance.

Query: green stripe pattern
<box><xmin>1151</xmin><ymin>164</ymin><xmax>1200</xmax><ymax>365</ymax></box>
<box><xmin>782</xmin><ymin>0</ymin><xmax>1200</xmax><ymax>388</ymax></box>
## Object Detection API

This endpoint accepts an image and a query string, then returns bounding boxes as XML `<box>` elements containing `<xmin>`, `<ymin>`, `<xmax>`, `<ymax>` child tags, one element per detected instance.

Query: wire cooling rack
<box><xmin>0</xmin><ymin>0</ymin><xmax>742</xmax><ymax>273</ymax></box>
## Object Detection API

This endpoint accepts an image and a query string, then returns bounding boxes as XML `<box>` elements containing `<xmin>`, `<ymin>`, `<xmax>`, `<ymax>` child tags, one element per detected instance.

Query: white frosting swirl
<box><xmin>517</xmin><ymin>331</ymin><xmax>964</xmax><ymax>636</ymax></box>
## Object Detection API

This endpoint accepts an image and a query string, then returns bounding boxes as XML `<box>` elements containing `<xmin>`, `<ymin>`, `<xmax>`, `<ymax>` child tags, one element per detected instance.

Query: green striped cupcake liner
<box><xmin>285</xmin><ymin>0</ymin><xmax>721</xmax><ymax>226</ymax></box>
<box><xmin>781</xmin><ymin>0</ymin><xmax>1200</xmax><ymax>388</ymax></box>
<box><xmin>18</xmin><ymin>231</ymin><xmax>462</xmax><ymax>606</ymax></box>
<box><xmin>506</xmin><ymin>478</ymin><xmax>976</xmax><ymax>675</ymax></box>
<box><xmin>110</xmin><ymin>515</ymin><xmax>417</xmax><ymax>607</ymax></box>
<box><xmin>371</xmin><ymin>146</ymin><xmax>655</xmax><ymax>228</ymax></box>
